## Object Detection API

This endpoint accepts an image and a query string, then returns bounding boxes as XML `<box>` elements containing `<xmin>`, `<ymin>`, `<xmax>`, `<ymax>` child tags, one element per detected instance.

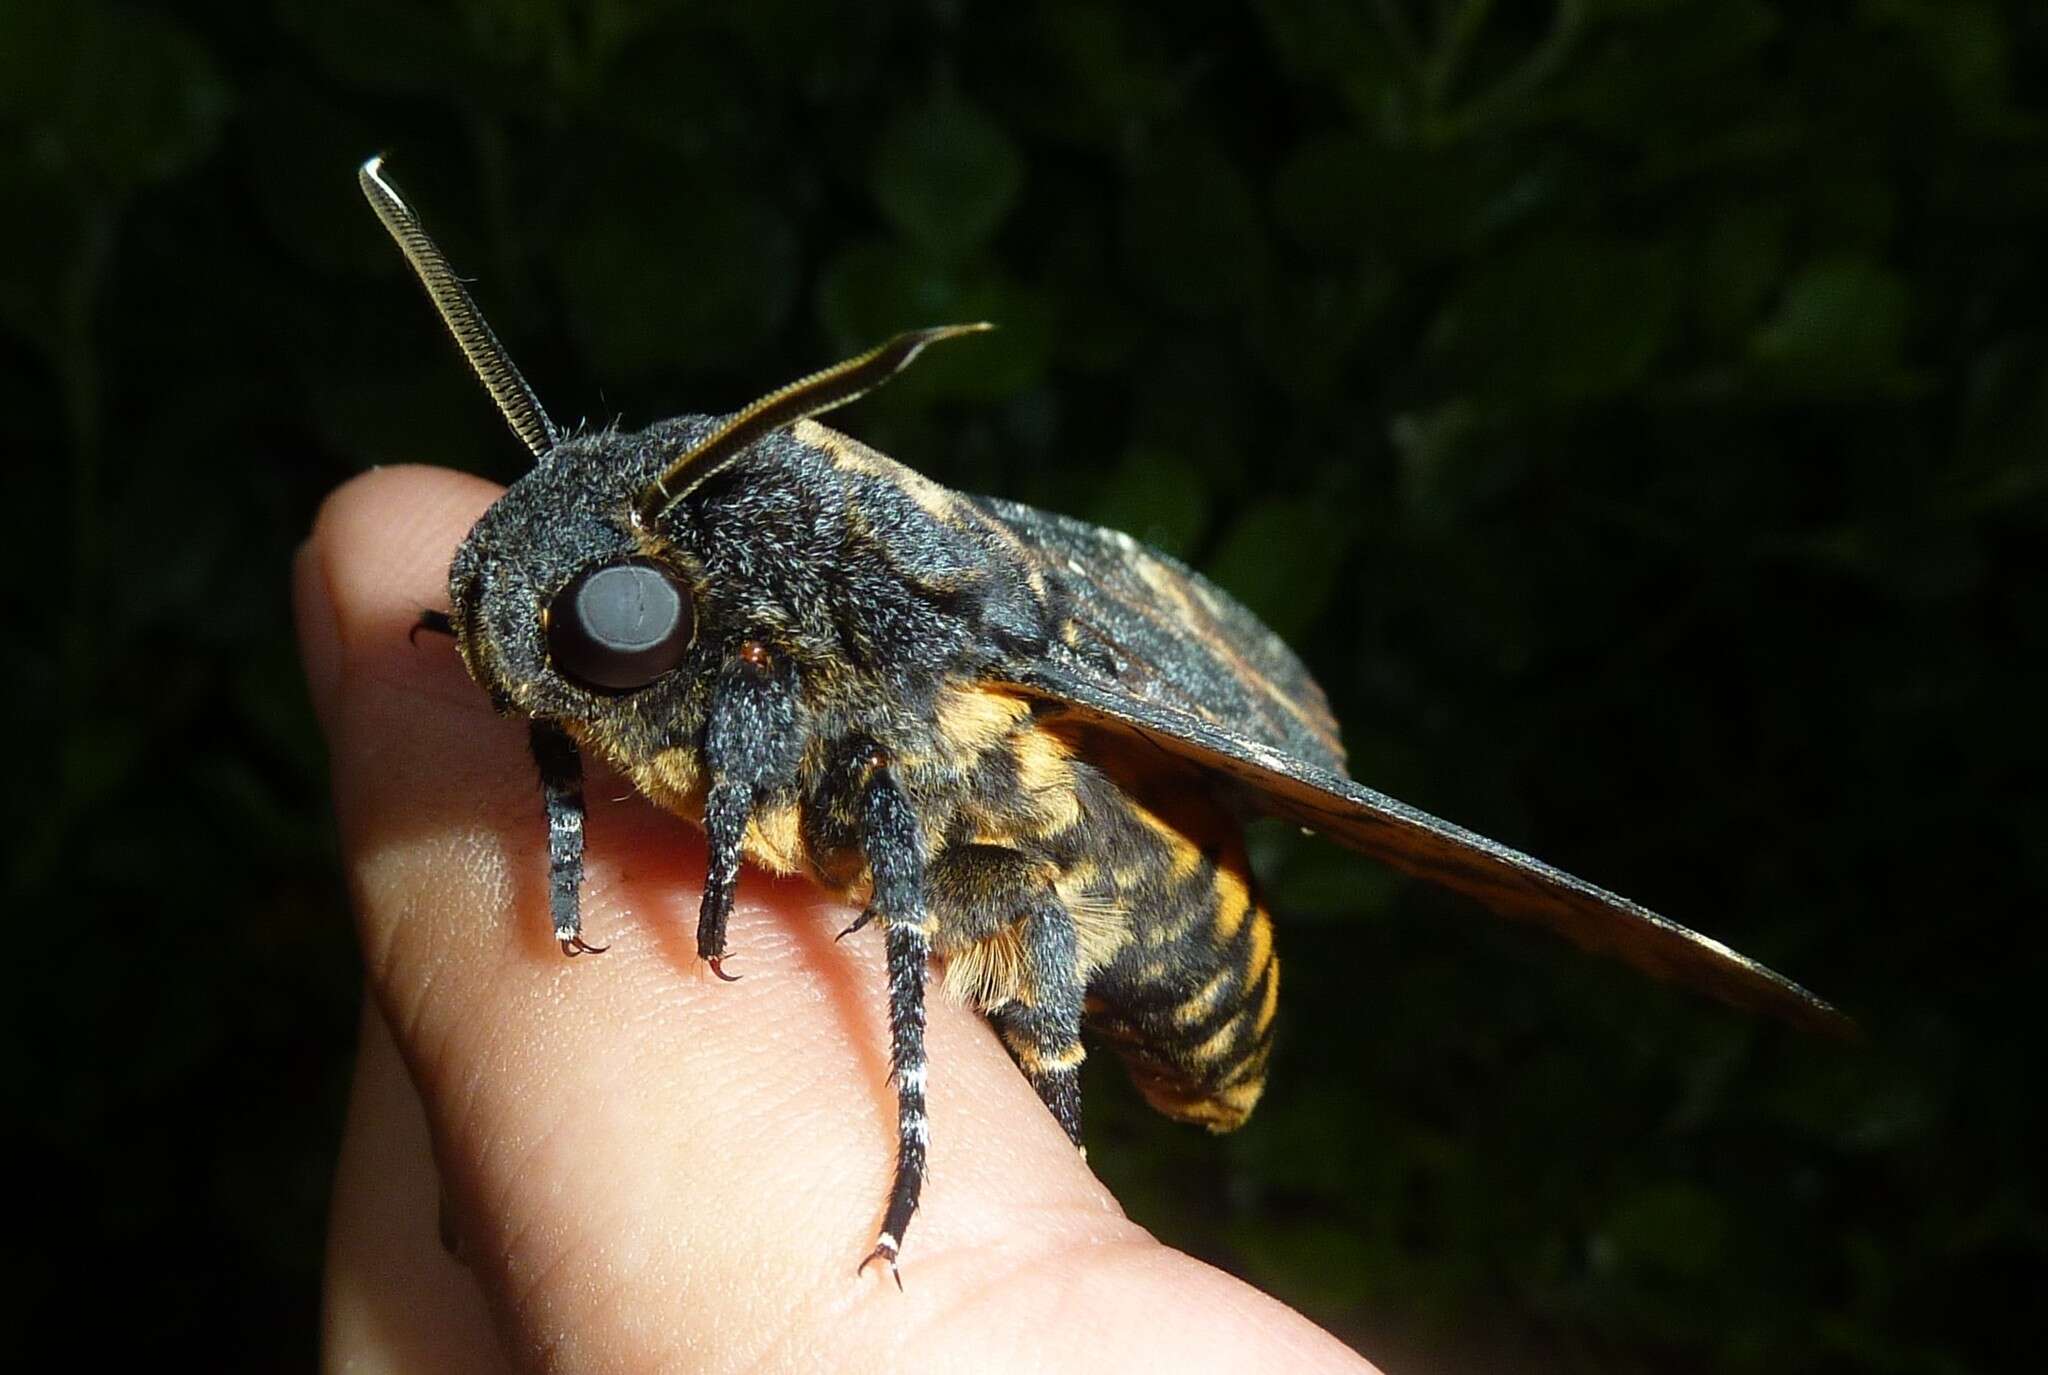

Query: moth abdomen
<box><xmin>912</xmin><ymin>694</ymin><xmax>1283</xmax><ymax>1127</ymax></box>
<box><xmin>1060</xmin><ymin>764</ymin><xmax>1281</xmax><ymax>1133</ymax></box>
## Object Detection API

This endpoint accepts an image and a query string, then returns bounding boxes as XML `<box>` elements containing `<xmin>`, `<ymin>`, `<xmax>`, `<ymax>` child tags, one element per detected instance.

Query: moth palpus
<box><xmin>358</xmin><ymin>156</ymin><xmax>1847</xmax><ymax>1282</ymax></box>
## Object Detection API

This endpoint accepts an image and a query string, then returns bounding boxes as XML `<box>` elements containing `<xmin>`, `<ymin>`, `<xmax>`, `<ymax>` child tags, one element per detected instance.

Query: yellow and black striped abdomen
<box><xmin>1067</xmin><ymin>758</ymin><xmax>1281</xmax><ymax>1133</ymax></box>
<box><xmin>905</xmin><ymin>685</ymin><xmax>1283</xmax><ymax>1135</ymax></box>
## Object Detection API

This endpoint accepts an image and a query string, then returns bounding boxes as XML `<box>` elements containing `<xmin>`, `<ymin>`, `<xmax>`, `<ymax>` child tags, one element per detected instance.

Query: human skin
<box><xmin>299</xmin><ymin>465</ymin><xmax>1382</xmax><ymax>1375</ymax></box>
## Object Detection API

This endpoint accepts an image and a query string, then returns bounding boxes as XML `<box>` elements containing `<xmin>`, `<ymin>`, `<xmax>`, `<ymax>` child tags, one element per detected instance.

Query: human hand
<box><xmin>298</xmin><ymin>466</ymin><xmax>1380</xmax><ymax>1374</ymax></box>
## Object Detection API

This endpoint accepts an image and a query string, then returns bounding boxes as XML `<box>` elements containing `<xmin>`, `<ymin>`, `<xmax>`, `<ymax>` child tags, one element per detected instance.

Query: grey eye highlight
<box><xmin>545</xmin><ymin>559</ymin><xmax>694</xmax><ymax>692</ymax></box>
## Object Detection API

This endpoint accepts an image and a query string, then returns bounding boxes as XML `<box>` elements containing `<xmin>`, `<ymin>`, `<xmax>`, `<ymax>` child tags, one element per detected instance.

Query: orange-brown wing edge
<box><xmin>1004</xmin><ymin>668</ymin><xmax>1854</xmax><ymax>1039</ymax></box>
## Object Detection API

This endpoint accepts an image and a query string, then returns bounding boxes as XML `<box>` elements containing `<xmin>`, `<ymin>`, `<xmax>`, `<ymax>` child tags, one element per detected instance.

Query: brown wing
<box><xmin>966</xmin><ymin>497</ymin><xmax>1848</xmax><ymax>1037</ymax></box>
<box><xmin>969</xmin><ymin>496</ymin><xmax>1349</xmax><ymax>773</ymax></box>
<box><xmin>805</xmin><ymin>431</ymin><xmax>1343</xmax><ymax>774</ymax></box>
<box><xmin>1002</xmin><ymin>666</ymin><xmax>1850</xmax><ymax>1037</ymax></box>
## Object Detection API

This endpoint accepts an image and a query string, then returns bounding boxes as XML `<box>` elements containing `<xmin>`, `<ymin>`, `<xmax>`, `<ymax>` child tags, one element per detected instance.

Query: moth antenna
<box><xmin>633</xmin><ymin>323</ymin><xmax>993</xmax><ymax>526</ymax></box>
<box><xmin>358</xmin><ymin>155</ymin><xmax>560</xmax><ymax>460</ymax></box>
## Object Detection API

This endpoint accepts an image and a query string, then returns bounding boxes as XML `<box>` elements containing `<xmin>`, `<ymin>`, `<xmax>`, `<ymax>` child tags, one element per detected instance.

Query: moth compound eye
<box><xmin>545</xmin><ymin>559</ymin><xmax>694</xmax><ymax>692</ymax></box>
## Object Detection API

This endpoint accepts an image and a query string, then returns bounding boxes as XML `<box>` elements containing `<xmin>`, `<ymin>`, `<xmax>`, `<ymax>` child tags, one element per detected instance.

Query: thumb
<box><xmin>300</xmin><ymin>466</ymin><xmax>1377</xmax><ymax>1373</ymax></box>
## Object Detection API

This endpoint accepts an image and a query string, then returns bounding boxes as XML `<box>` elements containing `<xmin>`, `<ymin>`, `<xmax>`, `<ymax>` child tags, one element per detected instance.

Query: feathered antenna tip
<box><xmin>358</xmin><ymin>155</ymin><xmax>559</xmax><ymax>460</ymax></box>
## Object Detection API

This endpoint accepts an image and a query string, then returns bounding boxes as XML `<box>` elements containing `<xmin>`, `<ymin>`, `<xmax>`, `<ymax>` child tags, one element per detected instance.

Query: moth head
<box><xmin>440</xmin><ymin>441</ymin><xmax>706</xmax><ymax>718</ymax></box>
<box><xmin>360</xmin><ymin>155</ymin><xmax>988</xmax><ymax>719</ymax></box>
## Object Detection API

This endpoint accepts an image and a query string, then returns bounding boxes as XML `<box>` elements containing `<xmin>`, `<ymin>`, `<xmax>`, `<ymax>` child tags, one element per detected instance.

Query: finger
<box><xmin>299</xmin><ymin>465</ymin><xmax>1377</xmax><ymax>1374</ymax></box>
<box><xmin>322</xmin><ymin>998</ymin><xmax>509</xmax><ymax>1374</ymax></box>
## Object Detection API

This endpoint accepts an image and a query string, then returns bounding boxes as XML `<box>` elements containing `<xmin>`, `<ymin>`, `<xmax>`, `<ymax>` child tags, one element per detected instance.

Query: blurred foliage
<box><xmin>4</xmin><ymin>1</ymin><xmax>2044</xmax><ymax>1369</ymax></box>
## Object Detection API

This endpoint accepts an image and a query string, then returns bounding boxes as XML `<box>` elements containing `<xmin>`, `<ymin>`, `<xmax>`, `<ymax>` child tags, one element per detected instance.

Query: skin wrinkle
<box><xmin>457</xmin><ymin>1051</ymin><xmax>592</xmax><ymax>1260</ymax></box>
<box><xmin>349</xmin><ymin>806</ymin><xmax>520</xmax><ymax>1043</ymax></box>
<box><xmin>357</xmin><ymin>877</ymin><xmax>423</xmax><ymax>1042</ymax></box>
<box><xmin>616</xmin><ymin>1004</ymin><xmax>819</xmax><ymax>1187</ymax></box>
<box><xmin>392</xmin><ymin>870</ymin><xmax>541</xmax><ymax>1167</ymax></box>
<box><xmin>376</xmin><ymin>858</ymin><xmax>663</xmax><ymax>1310</ymax></box>
<box><xmin>741</xmin><ymin>1228</ymin><xmax>1179</xmax><ymax>1375</ymax></box>
<box><xmin>422</xmin><ymin>837</ymin><xmax>528</xmax><ymax>1019</ymax></box>
<box><xmin>942</xmin><ymin>1233</ymin><xmax>1187</xmax><ymax>1347</ymax></box>
<box><xmin>452</xmin><ymin>1050</ymin><xmax>558</xmax><ymax>1241</ymax></box>
<box><xmin>529</xmin><ymin>1211</ymin><xmax>675</xmax><ymax>1369</ymax></box>
<box><xmin>724</xmin><ymin>1000</ymin><xmax>1073</xmax><ymax>1368</ymax></box>
<box><xmin>502</xmin><ymin>1049</ymin><xmax>844</xmax><ymax>1375</ymax></box>
<box><xmin>324</xmin><ymin>1009</ymin><xmax>509</xmax><ymax>1373</ymax></box>
<box><xmin>774</xmin><ymin>882</ymin><xmax>901</xmax><ymax>1111</ymax></box>
<box><xmin>472</xmin><ymin>890</ymin><xmax>910</xmax><ymax>1368</ymax></box>
<box><xmin>734</xmin><ymin>1189</ymin><xmax>1147</xmax><ymax>1375</ymax></box>
<box><xmin>506</xmin><ymin>1208</ymin><xmax>630</xmax><ymax>1374</ymax></box>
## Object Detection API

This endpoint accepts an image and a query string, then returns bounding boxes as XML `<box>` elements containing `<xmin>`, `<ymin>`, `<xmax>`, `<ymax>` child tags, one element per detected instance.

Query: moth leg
<box><xmin>857</xmin><ymin>758</ymin><xmax>931</xmax><ymax>1286</ymax></box>
<box><xmin>928</xmin><ymin>845</ymin><xmax>1086</xmax><ymax>1147</ymax></box>
<box><xmin>409</xmin><ymin>608</ymin><xmax>454</xmax><ymax>643</ymax></box>
<box><xmin>989</xmin><ymin>902</ymin><xmax>1086</xmax><ymax>1149</ymax></box>
<box><xmin>697</xmin><ymin>776</ymin><xmax>748</xmax><ymax>981</ymax></box>
<box><xmin>696</xmin><ymin>644</ymin><xmax>801</xmax><ymax>980</ymax></box>
<box><xmin>529</xmin><ymin>722</ymin><xmax>604</xmax><ymax>956</ymax></box>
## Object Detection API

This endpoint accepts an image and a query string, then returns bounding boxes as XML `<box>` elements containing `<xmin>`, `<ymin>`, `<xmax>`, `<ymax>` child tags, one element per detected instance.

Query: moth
<box><xmin>358</xmin><ymin>156</ymin><xmax>1847</xmax><ymax>1281</ymax></box>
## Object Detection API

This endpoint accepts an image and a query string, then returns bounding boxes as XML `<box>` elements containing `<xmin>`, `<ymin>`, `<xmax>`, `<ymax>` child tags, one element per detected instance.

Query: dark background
<box><xmin>6</xmin><ymin>2</ymin><xmax>2043</xmax><ymax>1369</ymax></box>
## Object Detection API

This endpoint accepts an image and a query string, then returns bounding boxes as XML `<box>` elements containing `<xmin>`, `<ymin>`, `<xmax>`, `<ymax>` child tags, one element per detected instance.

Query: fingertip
<box><xmin>310</xmin><ymin>466</ymin><xmax>500</xmax><ymax>669</ymax></box>
<box><xmin>296</xmin><ymin>466</ymin><xmax>505</xmax><ymax>735</ymax></box>
<box><xmin>308</xmin><ymin>465</ymin><xmax>503</xmax><ymax>600</ymax></box>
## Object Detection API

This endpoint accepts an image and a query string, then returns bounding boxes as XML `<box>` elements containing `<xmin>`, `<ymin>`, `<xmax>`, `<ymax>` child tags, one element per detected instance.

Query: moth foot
<box><xmin>409</xmin><ymin>609</ymin><xmax>455</xmax><ymax>644</ymax></box>
<box><xmin>857</xmin><ymin>1235</ymin><xmax>903</xmax><ymax>1291</ymax></box>
<box><xmin>559</xmin><ymin>934</ymin><xmax>609</xmax><ymax>956</ymax></box>
<box><xmin>834</xmin><ymin>908</ymin><xmax>877</xmax><ymax>943</ymax></box>
<box><xmin>706</xmin><ymin>954</ymin><xmax>741</xmax><ymax>982</ymax></box>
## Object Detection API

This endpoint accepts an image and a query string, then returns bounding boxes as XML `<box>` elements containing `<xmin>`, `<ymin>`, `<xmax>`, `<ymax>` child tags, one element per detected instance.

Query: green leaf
<box><xmin>279</xmin><ymin>0</ymin><xmax>465</xmax><ymax>96</ymax></box>
<box><xmin>242</xmin><ymin>79</ymin><xmax>388</xmax><ymax>274</ymax></box>
<box><xmin>1694</xmin><ymin>203</ymin><xmax>1788</xmax><ymax>346</ymax></box>
<box><xmin>1252</xmin><ymin>0</ymin><xmax>1404</xmax><ymax>124</ymax></box>
<box><xmin>1390</xmin><ymin>397</ymin><xmax>1496</xmax><ymax>527</ymax></box>
<box><xmin>560</xmin><ymin>196</ymin><xmax>799</xmax><ymax>377</ymax></box>
<box><xmin>1596</xmin><ymin>1183</ymin><xmax>1732</xmax><ymax>1279</ymax></box>
<box><xmin>1749</xmin><ymin>254</ymin><xmax>1911</xmax><ymax>393</ymax></box>
<box><xmin>1039</xmin><ymin>211</ymin><xmax>1144</xmax><ymax>373</ymax></box>
<box><xmin>1038</xmin><ymin>7</ymin><xmax>1187</xmax><ymax>136</ymax></box>
<box><xmin>872</xmin><ymin>95</ymin><xmax>1024</xmax><ymax>261</ymax></box>
<box><xmin>1272</xmin><ymin>135</ymin><xmax>1383</xmax><ymax>255</ymax></box>
<box><xmin>1123</xmin><ymin>139</ymin><xmax>1270</xmax><ymax>317</ymax></box>
<box><xmin>1254</xmin><ymin>263</ymin><xmax>1392</xmax><ymax>398</ymax></box>
<box><xmin>1084</xmin><ymin>447</ymin><xmax>1211</xmax><ymax>559</ymax></box>
<box><xmin>1274</xmin><ymin>133</ymin><xmax>1491</xmax><ymax>265</ymax></box>
<box><xmin>0</xmin><ymin>3</ymin><xmax>227</xmax><ymax>193</ymax></box>
<box><xmin>1205</xmin><ymin>496</ymin><xmax>1353</xmax><ymax>640</ymax></box>
<box><xmin>1227</xmin><ymin>1218</ymin><xmax>1385</xmax><ymax>1317</ymax></box>
<box><xmin>817</xmin><ymin>240</ymin><xmax>1047</xmax><ymax>401</ymax></box>
<box><xmin>1864</xmin><ymin>0</ymin><xmax>2010</xmax><ymax>118</ymax></box>
<box><xmin>1428</xmin><ymin>231</ymin><xmax>1681</xmax><ymax>401</ymax></box>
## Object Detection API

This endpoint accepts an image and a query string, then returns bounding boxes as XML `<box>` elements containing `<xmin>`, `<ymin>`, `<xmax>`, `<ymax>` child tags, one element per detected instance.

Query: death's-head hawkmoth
<box><xmin>358</xmin><ymin>155</ymin><xmax>1847</xmax><ymax>1281</ymax></box>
